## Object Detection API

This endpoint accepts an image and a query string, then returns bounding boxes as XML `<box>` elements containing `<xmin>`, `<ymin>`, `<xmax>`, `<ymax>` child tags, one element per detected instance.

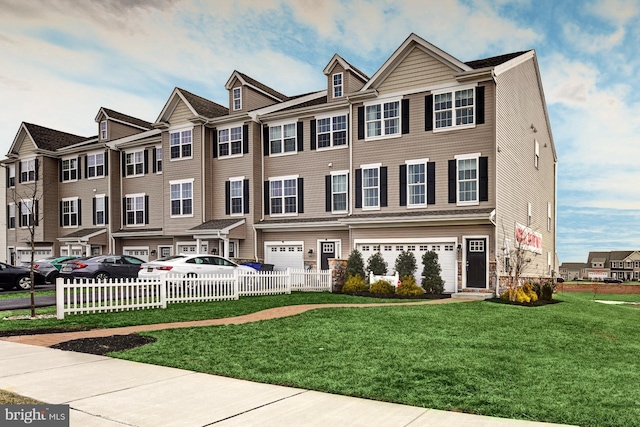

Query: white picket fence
<box><xmin>56</xmin><ymin>268</ymin><xmax>331</xmax><ymax>319</ymax></box>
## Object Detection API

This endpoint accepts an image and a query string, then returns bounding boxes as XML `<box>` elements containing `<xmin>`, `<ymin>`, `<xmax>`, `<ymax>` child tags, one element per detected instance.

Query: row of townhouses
<box><xmin>2</xmin><ymin>33</ymin><xmax>557</xmax><ymax>293</ymax></box>
<box><xmin>560</xmin><ymin>251</ymin><xmax>640</xmax><ymax>281</ymax></box>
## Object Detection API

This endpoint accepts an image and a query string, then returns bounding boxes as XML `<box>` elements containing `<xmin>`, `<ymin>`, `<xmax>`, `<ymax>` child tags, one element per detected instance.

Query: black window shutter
<box><xmin>34</xmin><ymin>159</ymin><xmax>39</xmax><ymax>180</ymax></box>
<box><xmin>144</xmin><ymin>195</ymin><xmax>149</xmax><ymax>224</ymax></box>
<box><xmin>84</xmin><ymin>156</ymin><xmax>88</xmax><ymax>179</ymax></box>
<box><xmin>355</xmin><ymin>169</ymin><xmax>362</xmax><ymax>208</ymax></box>
<box><xmin>425</xmin><ymin>95</ymin><xmax>433</xmax><ymax>131</ymax></box>
<box><xmin>93</xmin><ymin>197</ymin><xmax>96</xmax><ymax>225</ymax></box>
<box><xmin>77</xmin><ymin>157</ymin><xmax>82</xmax><ymax>179</ymax></box>
<box><xmin>476</xmin><ymin>86</ymin><xmax>485</xmax><ymax>125</ymax></box>
<box><xmin>59</xmin><ymin>160</ymin><xmax>63</xmax><ymax>182</ymax></box>
<box><xmin>399</xmin><ymin>165</ymin><xmax>407</xmax><ymax>206</ymax></box>
<box><xmin>225</xmin><ymin>181</ymin><xmax>231</xmax><ymax>215</ymax></box>
<box><xmin>357</xmin><ymin>106</ymin><xmax>365</xmax><ymax>140</ymax></box>
<box><xmin>143</xmin><ymin>149</ymin><xmax>149</xmax><ymax>174</ymax></box>
<box><xmin>427</xmin><ymin>162</ymin><xmax>436</xmax><ymax>205</ymax></box>
<box><xmin>310</xmin><ymin>120</ymin><xmax>316</xmax><ymax>150</ymax></box>
<box><xmin>264</xmin><ymin>181</ymin><xmax>270</xmax><ymax>215</ymax></box>
<box><xmin>325</xmin><ymin>175</ymin><xmax>331</xmax><ymax>212</ymax></box>
<box><xmin>212</xmin><ymin>128</ymin><xmax>218</xmax><ymax>158</ymax></box>
<box><xmin>5</xmin><ymin>166</ymin><xmax>8</xmax><ymax>187</ymax></box>
<box><xmin>104</xmin><ymin>150</ymin><xmax>109</xmax><ymax>176</ymax></box>
<box><xmin>479</xmin><ymin>156</ymin><xmax>489</xmax><ymax>202</ymax></box>
<box><xmin>104</xmin><ymin>196</ymin><xmax>109</xmax><ymax>224</ymax></box>
<box><xmin>297</xmin><ymin>177</ymin><xmax>304</xmax><ymax>213</ymax></box>
<box><xmin>122</xmin><ymin>198</ymin><xmax>127</xmax><ymax>225</ymax></box>
<box><xmin>34</xmin><ymin>200</ymin><xmax>39</xmax><ymax>226</ymax></box>
<box><xmin>18</xmin><ymin>162</ymin><xmax>22</xmax><ymax>183</ymax></box>
<box><xmin>401</xmin><ymin>99</ymin><xmax>410</xmax><ymax>134</ymax></box>
<box><xmin>263</xmin><ymin>126</ymin><xmax>269</xmax><ymax>156</ymax></box>
<box><xmin>448</xmin><ymin>160</ymin><xmax>457</xmax><ymax>204</ymax></box>
<box><xmin>380</xmin><ymin>166</ymin><xmax>388</xmax><ymax>207</ymax></box>
<box><xmin>243</xmin><ymin>179</ymin><xmax>250</xmax><ymax>214</ymax></box>
<box><xmin>77</xmin><ymin>199</ymin><xmax>82</xmax><ymax>226</ymax></box>
<box><xmin>297</xmin><ymin>122</ymin><xmax>304</xmax><ymax>152</ymax></box>
<box><xmin>121</xmin><ymin>152</ymin><xmax>126</xmax><ymax>177</ymax></box>
<box><xmin>152</xmin><ymin>148</ymin><xmax>157</xmax><ymax>173</ymax></box>
<box><xmin>59</xmin><ymin>201</ymin><xmax>62</xmax><ymax>227</ymax></box>
<box><xmin>243</xmin><ymin>124</ymin><xmax>249</xmax><ymax>154</ymax></box>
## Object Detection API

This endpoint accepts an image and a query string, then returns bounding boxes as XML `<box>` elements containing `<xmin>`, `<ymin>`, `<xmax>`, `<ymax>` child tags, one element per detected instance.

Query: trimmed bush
<box><xmin>346</xmin><ymin>249</ymin><xmax>366</xmax><ymax>279</ymax></box>
<box><xmin>367</xmin><ymin>252</ymin><xmax>388</xmax><ymax>275</ymax></box>
<box><xmin>342</xmin><ymin>274</ymin><xmax>368</xmax><ymax>293</ymax></box>
<box><xmin>394</xmin><ymin>251</ymin><xmax>417</xmax><ymax>279</ymax></box>
<box><xmin>369</xmin><ymin>280</ymin><xmax>395</xmax><ymax>295</ymax></box>
<box><xmin>422</xmin><ymin>251</ymin><xmax>444</xmax><ymax>294</ymax></box>
<box><xmin>397</xmin><ymin>275</ymin><xmax>424</xmax><ymax>296</ymax></box>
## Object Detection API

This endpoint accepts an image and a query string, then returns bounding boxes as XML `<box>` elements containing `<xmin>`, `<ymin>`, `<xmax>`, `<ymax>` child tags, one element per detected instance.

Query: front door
<box><xmin>320</xmin><ymin>242</ymin><xmax>335</xmax><ymax>270</ymax></box>
<box><xmin>466</xmin><ymin>238</ymin><xmax>486</xmax><ymax>288</ymax></box>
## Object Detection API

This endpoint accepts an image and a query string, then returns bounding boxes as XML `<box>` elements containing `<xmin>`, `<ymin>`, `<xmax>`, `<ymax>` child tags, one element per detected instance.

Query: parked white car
<box><xmin>138</xmin><ymin>254</ymin><xmax>257</xmax><ymax>279</ymax></box>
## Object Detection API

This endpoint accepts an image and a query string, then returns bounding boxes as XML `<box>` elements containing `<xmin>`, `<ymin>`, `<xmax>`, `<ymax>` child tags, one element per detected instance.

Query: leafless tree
<box><xmin>498</xmin><ymin>222</ymin><xmax>540</xmax><ymax>301</ymax></box>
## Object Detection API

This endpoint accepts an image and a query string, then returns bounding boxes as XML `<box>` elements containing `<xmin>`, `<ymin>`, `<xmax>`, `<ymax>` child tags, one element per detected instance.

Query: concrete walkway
<box><xmin>0</xmin><ymin>299</ymin><xmax>576</xmax><ymax>426</ymax></box>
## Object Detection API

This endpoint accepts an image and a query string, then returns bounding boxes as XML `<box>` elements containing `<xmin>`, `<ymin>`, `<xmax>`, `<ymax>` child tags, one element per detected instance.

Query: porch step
<box><xmin>451</xmin><ymin>292</ymin><xmax>495</xmax><ymax>301</ymax></box>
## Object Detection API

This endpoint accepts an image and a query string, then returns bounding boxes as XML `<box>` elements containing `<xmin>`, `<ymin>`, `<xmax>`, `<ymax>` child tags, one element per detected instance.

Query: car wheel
<box><xmin>47</xmin><ymin>271</ymin><xmax>59</xmax><ymax>283</ymax></box>
<box><xmin>15</xmin><ymin>275</ymin><xmax>32</xmax><ymax>290</ymax></box>
<box><xmin>94</xmin><ymin>272</ymin><xmax>110</xmax><ymax>282</ymax></box>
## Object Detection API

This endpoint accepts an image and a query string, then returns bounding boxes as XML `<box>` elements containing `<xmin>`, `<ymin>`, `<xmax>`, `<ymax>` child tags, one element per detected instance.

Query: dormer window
<box><xmin>233</xmin><ymin>87</ymin><xmax>242</xmax><ymax>111</ymax></box>
<box><xmin>333</xmin><ymin>73</ymin><xmax>343</xmax><ymax>98</ymax></box>
<box><xmin>100</xmin><ymin>120</ymin><xmax>107</xmax><ymax>140</ymax></box>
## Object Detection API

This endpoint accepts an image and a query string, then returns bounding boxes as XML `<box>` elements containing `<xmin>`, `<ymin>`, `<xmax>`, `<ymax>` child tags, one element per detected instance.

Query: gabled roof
<box><xmin>155</xmin><ymin>87</ymin><xmax>228</xmax><ymax>124</ymax></box>
<box><xmin>225</xmin><ymin>71</ymin><xmax>288</xmax><ymax>103</ymax></box>
<box><xmin>560</xmin><ymin>262</ymin><xmax>588</xmax><ymax>269</ymax></box>
<box><xmin>8</xmin><ymin>122</ymin><xmax>90</xmax><ymax>155</ymax></box>
<box><xmin>323</xmin><ymin>54</ymin><xmax>369</xmax><ymax>82</ymax></box>
<box><xmin>608</xmin><ymin>250</ymin><xmax>636</xmax><ymax>261</ymax></box>
<box><xmin>95</xmin><ymin>108</ymin><xmax>153</xmax><ymax>130</ymax></box>
<box><xmin>587</xmin><ymin>251</ymin><xmax>611</xmax><ymax>265</ymax></box>
<box><xmin>465</xmin><ymin>51</ymin><xmax>529</xmax><ymax>69</ymax></box>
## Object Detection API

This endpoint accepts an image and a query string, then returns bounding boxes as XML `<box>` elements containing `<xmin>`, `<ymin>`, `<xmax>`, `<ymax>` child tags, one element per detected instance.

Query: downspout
<box><xmin>493</xmin><ymin>75</ymin><xmax>500</xmax><ymax>298</ymax></box>
<box><xmin>118</xmin><ymin>149</ymin><xmax>124</xmax><ymax>255</ymax></box>
<box><xmin>201</xmin><ymin>125</ymin><xmax>206</xmax><ymax>224</ymax></box>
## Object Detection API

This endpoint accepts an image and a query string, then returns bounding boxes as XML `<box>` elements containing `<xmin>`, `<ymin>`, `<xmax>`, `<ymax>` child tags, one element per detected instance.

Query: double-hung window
<box><xmin>233</xmin><ymin>87</ymin><xmax>242</xmax><ymax>110</ymax></box>
<box><xmin>170</xmin><ymin>179</ymin><xmax>193</xmax><ymax>217</ymax></box>
<box><xmin>8</xmin><ymin>203</ymin><xmax>15</xmax><ymax>229</ymax></box>
<box><xmin>170</xmin><ymin>128</ymin><xmax>192</xmax><ymax>159</ymax></box>
<box><xmin>94</xmin><ymin>196</ymin><xmax>106</xmax><ymax>225</ymax></box>
<box><xmin>270</xmin><ymin>123</ymin><xmax>296</xmax><ymax>155</ymax></box>
<box><xmin>406</xmin><ymin>160</ymin><xmax>427</xmax><ymax>207</ymax></box>
<box><xmin>62</xmin><ymin>158</ymin><xmax>78</xmax><ymax>182</ymax></box>
<box><xmin>126</xmin><ymin>151</ymin><xmax>144</xmax><ymax>176</ymax></box>
<box><xmin>317</xmin><ymin>115</ymin><xmax>347</xmax><ymax>148</ymax></box>
<box><xmin>100</xmin><ymin>121</ymin><xmax>107</xmax><ymax>139</ymax></box>
<box><xmin>230</xmin><ymin>179</ymin><xmax>243</xmax><ymax>215</ymax></box>
<box><xmin>87</xmin><ymin>152</ymin><xmax>105</xmax><ymax>178</ymax></box>
<box><xmin>270</xmin><ymin>177</ymin><xmax>298</xmax><ymax>215</ymax></box>
<box><xmin>155</xmin><ymin>147</ymin><xmax>162</xmax><ymax>172</ymax></box>
<box><xmin>365</xmin><ymin>99</ymin><xmax>400</xmax><ymax>139</ymax></box>
<box><xmin>21</xmin><ymin>200</ymin><xmax>34</xmax><ymax>227</ymax></box>
<box><xmin>362</xmin><ymin>165</ymin><xmax>380</xmax><ymax>209</ymax></box>
<box><xmin>8</xmin><ymin>165</ymin><xmax>15</xmax><ymax>187</ymax></box>
<box><xmin>455</xmin><ymin>154</ymin><xmax>478</xmax><ymax>205</ymax></box>
<box><xmin>61</xmin><ymin>198</ymin><xmax>78</xmax><ymax>227</ymax></box>
<box><xmin>20</xmin><ymin>159</ymin><xmax>36</xmax><ymax>182</ymax></box>
<box><xmin>333</xmin><ymin>73</ymin><xmax>343</xmax><ymax>98</ymax></box>
<box><xmin>125</xmin><ymin>194</ymin><xmax>145</xmax><ymax>225</ymax></box>
<box><xmin>219</xmin><ymin>126</ymin><xmax>243</xmax><ymax>157</ymax></box>
<box><xmin>434</xmin><ymin>86</ymin><xmax>475</xmax><ymax>130</ymax></box>
<box><xmin>331</xmin><ymin>172</ymin><xmax>348</xmax><ymax>212</ymax></box>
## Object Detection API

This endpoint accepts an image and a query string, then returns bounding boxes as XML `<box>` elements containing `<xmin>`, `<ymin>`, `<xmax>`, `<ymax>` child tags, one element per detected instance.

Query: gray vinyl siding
<box><xmin>495</xmin><ymin>57</ymin><xmax>556</xmax><ymax>276</ymax></box>
<box><xmin>108</xmin><ymin>150</ymin><xmax>122</xmax><ymax>233</ymax></box>
<box><xmin>377</xmin><ymin>47</ymin><xmax>457</xmax><ymax>95</ymax></box>
<box><xmin>261</xmin><ymin>230</ymin><xmax>350</xmax><ymax>260</ymax></box>
<box><xmin>108</xmin><ymin>121</ymin><xmax>146</xmax><ymax>141</ymax></box>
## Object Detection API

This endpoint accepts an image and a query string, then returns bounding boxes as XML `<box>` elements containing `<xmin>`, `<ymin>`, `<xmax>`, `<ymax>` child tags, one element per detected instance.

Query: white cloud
<box><xmin>563</xmin><ymin>22</ymin><xmax>626</xmax><ymax>54</ymax></box>
<box><xmin>588</xmin><ymin>0</ymin><xmax>639</xmax><ymax>25</ymax></box>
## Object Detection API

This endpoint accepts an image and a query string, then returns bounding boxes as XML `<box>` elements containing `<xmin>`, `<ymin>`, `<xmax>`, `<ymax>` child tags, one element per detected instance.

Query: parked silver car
<box><xmin>59</xmin><ymin>255</ymin><xmax>145</xmax><ymax>281</ymax></box>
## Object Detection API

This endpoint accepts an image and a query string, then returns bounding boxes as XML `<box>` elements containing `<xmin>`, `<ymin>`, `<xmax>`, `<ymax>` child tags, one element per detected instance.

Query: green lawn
<box><xmin>113</xmin><ymin>293</ymin><xmax>640</xmax><ymax>427</ymax></box>
<box><xmin>0</xmin><ymin>290</ymin><xmax>55</xmax><ymax>301</ymax></box>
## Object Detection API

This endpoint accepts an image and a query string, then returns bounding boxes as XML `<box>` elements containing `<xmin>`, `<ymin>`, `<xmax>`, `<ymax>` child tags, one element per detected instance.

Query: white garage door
<box><xmin>357</xmin><ymin>242</ymin><xmax>457</xmax><ymax>293</ymax></box>
<box><xmin>265</xmin><ymin>244</ymin><xmax>304</xmax><ymax>271</ymax></box>
<box><xmin>123</xmin><ymin>247</ymin><xmax>149</xmax><ymax>262</ymax></box>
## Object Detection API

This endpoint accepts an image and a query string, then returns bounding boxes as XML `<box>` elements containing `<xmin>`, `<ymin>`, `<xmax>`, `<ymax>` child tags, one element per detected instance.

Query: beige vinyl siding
<box><xmin>168</xmin><ymin>100</ymin><xmax>194</xmax><ymax>124</ymax></box>
<box><xmin>108</xmin><ymin>121</ymin><xmax>146</xmax><ymax>141</ymax></box>
<box><xmin>228</xmin><ymin>84</ymin><xmax>244</xmax><ymax>113</ymax></box>
<box><xmin>16</xmin><ymin>132</ymin><xmax>37</xmax><ymax>157</ymax></box>
<box><xmin>203</xmin><ymin>127</ymin><xmax>214</xmax><ymax>219</ymax></box>
<box><xmin>261</xmin><ymin>230</ymin><xmax>350</xmax><ymax>259</ymax></box>
<box><xmin>352</xmin><ymin>83</ymin><xmax>495</xmax><ymax>214</ymax></box>
<box><xmin>327</xmin><ymin>64</ymin><xmax>346</xmax><ymax>102</ymax></box>
<box><xmin>377</xmin><ymin>47</ymin><xmax>457</xmax><ymax>95</ymax></box>
<box><xmin>495</xmin><ymin>57</ymin><xmax>556</xmax><ymax>276</ymax></box>
<box><xmin>245</xmin><ymin>87</ymin><xmax>280</xmax><ymax>110</ymax></box>
<box><xmin>108</xmin><ymin>150</ymin><xmax>122</xmax><ymax>233</ymax></box>
<box><xmin>347</xmin><ymin>71</ymin><xmax>366</xmax><ymax>94</ymax></box>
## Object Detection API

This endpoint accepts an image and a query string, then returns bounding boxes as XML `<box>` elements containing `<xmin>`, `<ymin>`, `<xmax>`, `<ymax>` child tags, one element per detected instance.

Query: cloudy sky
<box><xmin>1</xmin><ymin>0</ymin><xmax>638</xmax><ymax>263</ymax></box>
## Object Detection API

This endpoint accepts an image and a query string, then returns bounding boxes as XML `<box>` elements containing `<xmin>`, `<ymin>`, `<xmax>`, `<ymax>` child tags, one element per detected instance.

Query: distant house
<box><xmin>578</xmin><ymin>251</ymin><xmax>640</xmax><ymax>281</ymax></box>
<box><xmin>559</xmin><ymin>262</ymin><xmax>587</xmax><ymax>280</ymax></box>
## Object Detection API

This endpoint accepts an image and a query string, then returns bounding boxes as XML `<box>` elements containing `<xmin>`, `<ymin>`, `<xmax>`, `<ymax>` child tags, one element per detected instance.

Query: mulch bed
<box><xmin>486</xmin><ymin>298</ymin><xmax>560</xmax><ymax>307</ymax></box>
<box><xmin>51</xmin><ymin>334</ymin><xmax>157</xmax><ymax>355</ymax></box>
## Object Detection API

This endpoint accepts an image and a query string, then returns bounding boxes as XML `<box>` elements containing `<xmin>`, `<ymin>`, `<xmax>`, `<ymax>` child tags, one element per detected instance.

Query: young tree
<box><xmin>367</xmin><ymin>252</ymin><xmax>388</xmax><ymax>275</ymax></box>
<box><xmin>394</xmin><ymin>250</ymin><xmax>417</xmax><ymax>279</ymax></box>
<box><xmin>345</xmin><ymin>249</ymin><xmax>365</xmax><ymax>279</ymax></box>
<box><xmin>498</xmin><ymin>223</ymin><xmax>539</xmax><ymax>301</ymax></box>
<box><xmin>421</xmin><ymin>250</ymin><xmax>444</xmax><ymax>294</ymax></box>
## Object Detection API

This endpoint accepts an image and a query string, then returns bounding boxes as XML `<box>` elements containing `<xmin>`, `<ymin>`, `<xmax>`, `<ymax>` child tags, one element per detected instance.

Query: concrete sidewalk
<box><xmin>0</xmin><ymin>341</ymin><xmax>575</xmax><ymax>427</ymax></box>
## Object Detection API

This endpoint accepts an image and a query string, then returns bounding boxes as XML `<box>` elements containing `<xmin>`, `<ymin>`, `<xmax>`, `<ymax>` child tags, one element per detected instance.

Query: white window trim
<box><xmin>330</xmin><ymin>170</ymin><xmax>349</xmax><ymax>214</ymax></box>
<box><xmin>432</xmin><ymin>84</ymin><xmax>477</xmax><ymax>133</ymax></box>
<box><xmin>217</xmin><ymin>122</ymin><xmax>244</xmax><ymax>159</ymax></box>
<box><xmin>229</xmin><ymin>176</ymin><xmax>245</xmax><ymax>217</ymax></box>
<box><xmin>333</xmin><ymin>72</ymin><xmax>343</xmax><ymax>98</ymax></box>
<box><xmin>405</xmin><ymin>158</ymin><xmax>429</xmax><ymax>208</ymax></box>
<box><xmin>454</xmin><ymin>153</ymin><xmax>480</xmax><ymax>206</ymax></box>
<box><xmin>534</xmin><ymin>140</ymin><xmax>540</xmax><ymax>169</ymax></box>
<box><xmin>169</xmin><ymin>126</ymin><xmax>194</xmax><ymax>161</ymax></box>
<box><xmin>233</xmin><ymin>87</ymin><xmax>242</xmax><ymax>111</ymax></box>
<box><xmin>363</xmin><ymin>96</ymin><xmax>402</xmax><ymax>141</ymax></box>
<box><xmin>315</xmin><ymin>111</ymin><xmax>349</xmax><ymax>151</ymax></box>
<box><xmin>155</xmin><ymin>145</ymin><xmax>163</xmax><ymax>174</ymax></box>
<box><xmin>169</xmin><ymin>178</ymin><xmax>194</xmax><ymax>218</ymax></box>
<box><xmin>462</xmin><ymin>235</ymin><xmax>490</xmax><ymax>290</ymax></box>
<box><xmin>20</xmin><ymin>157</ymin><xmax>36</xmax><ymax>183</ymax></box>
<box><xmin>61</xmin><ymin>197</ymin><xmax>79</xmax><ymax>229</ymax></box>
<box><xmin>268</xmin><ymin>174</ymin><xmax>299</xmax><ymax>217</ymax></box>
<box><xmin>528</xmin><ymin>202</ymin><xmax>532</xmax><ymax>226</ymax></box>
<box><xmin>125</xmin><ymin>193</ymin><xmax>146</xmax><ymax>227</ymax></box>
<box><xmin>8</xmin><ymin>165</ymin><xmax>15</xmax><ymax>187</ymax></box>
<box><xmin>268</xmin><ymin>120</ymin><xmax>298</xmax><ymax>157</ymax></box>
<box><xmin>360</xmin><ymin>162</ymin><xmax>382</xmax><ymax>211</ymax></box>
<box><xmin>100</xmin><ymin>120</ymin><xmax>107</xmax><ymax>140</ymax></box>
<box><xmin>547</xmin><ymin>202</ymin><xmax>552</xmax><ymax>232</ymax></box>
<box><xmin>61</xmin><ymin>156</ymin><xmax>79</xmax><ymax>183</ymax></box>
<box><xmin>86</xmin><ymin>151</ymin><xmax>105</xmax><ymax>180</ymax></box>
<box><xmin>8</xmin><ymin>202</ymin><xmax>15</xmax><ymax>229</ymax></box>
<box><xmin>94</xmin><ymin>194</ymin><xmax>106</xmax><ymax>226</ymax></box>
<box><xmin>125</xmin><ymin>149</ymin><xmax>144</xmax><ymax>178</ymax></box>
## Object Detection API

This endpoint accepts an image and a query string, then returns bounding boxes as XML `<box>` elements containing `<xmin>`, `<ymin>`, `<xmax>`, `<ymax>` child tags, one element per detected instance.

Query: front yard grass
<box><xmin>0</xmin><ymin>290</ymin><xmax>55</xmax><ymax>301</ymax></box>
<box><xmin>114</xmin><ymin>292</ymin><xmax>640</xmax><ymax>427</ymax></box>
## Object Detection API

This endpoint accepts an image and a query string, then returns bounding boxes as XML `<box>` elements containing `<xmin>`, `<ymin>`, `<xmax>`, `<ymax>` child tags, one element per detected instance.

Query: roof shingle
<box><xmin>465</xmin><ymin>51</ymin><xmax>529</xmax><ymax>69</ymax></box>
<box><xmin>101</xmin><ymin>108</ymin><xmax>153</xmax><ymax>129</ymax></box>
<box><xmin>177</xmin><ymin>88</ymin><xmax>229</xmax><ymax>118</ymax></box>
<box><xmin>22</xmin><ymin>123</ymin><xmax>89</xmax><ymax>151</ymax></box>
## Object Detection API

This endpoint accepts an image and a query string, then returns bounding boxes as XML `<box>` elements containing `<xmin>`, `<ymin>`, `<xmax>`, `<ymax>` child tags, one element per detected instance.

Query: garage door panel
<box><xmin>265</xmin><ymin>244</ymin><xmax>303</xmax><ymax>271</ymax></box>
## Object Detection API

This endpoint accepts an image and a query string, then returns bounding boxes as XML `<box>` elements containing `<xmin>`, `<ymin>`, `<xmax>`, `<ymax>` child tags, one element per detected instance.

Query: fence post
<box><xmin>286</xmin><ymin>268</ymin><xmax>292</xmax><ymax>294</ymax></box>
<box><xmin>56</xmin><ymin>277</ymin><xmax>65</xmax><ymax>320</ymax></box>
<box><xmin>160</xmin><ymin>276</ymin><xmax>167</xmax><ymax>309</ymax></box>
<box><xmin>234</xmin><ymin>269</ymin><xmax>239</xmax><ymax>299</ymax></box>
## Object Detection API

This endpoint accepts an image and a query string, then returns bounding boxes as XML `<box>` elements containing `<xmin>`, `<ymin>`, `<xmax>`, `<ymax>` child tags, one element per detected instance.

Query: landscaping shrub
<box><xmin>342</xmin><ymin>275</ymin><xmax>368</xmax><ymax>293</ymax></box>
<box><xmin>367</xmin><ymin>252</ymin><xmax>388</xmax><ymax>275</ymax></box>
<box><xmin>394</xmin><ymin>251</ymin><xmax>417</xmax><ymax>279</ymax></box>
<box><xmin>346</xmin><ymin>249</ymin><xmax>366</xmax><ymax>279</ymax></box>
<box><xmin>541</xmin><ymin>281</ymin><xmax>555</xmax><ymax>301</ymax></box>
<box><xmin>500</xmin><ymin>282</ymin><xmax>540</xmax><ymax>303</ymax></box>
<box><xmin>397</xmin><ymin>275</ymin><xmax>424</xmax><ymax>296</ymax></box>
<box><xmin>421</xmin><ymin>251</ymin><xmax>444</xmax><ymax>294</ymax></box>
<box><xmin>369</xmin><ymin>280</ymin><xmax>395</xmax><ymax>295</ymax></box>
